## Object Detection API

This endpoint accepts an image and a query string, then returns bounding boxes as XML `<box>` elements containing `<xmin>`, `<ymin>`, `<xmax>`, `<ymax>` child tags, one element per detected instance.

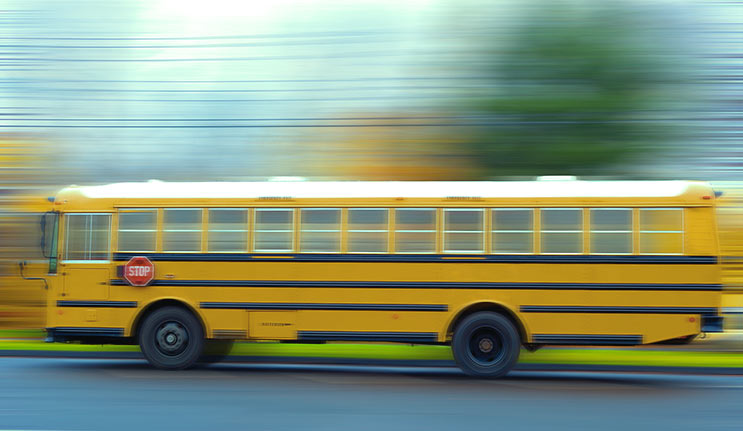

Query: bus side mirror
<box><xmin>39</xmin><ymin>212</ymin><xmax>57</xmax><ymax>259</ymax></box>
<box><xmin>40</xmin><ymin>215</ymin><xmax>47</xmax><ymax>257</ymax></box>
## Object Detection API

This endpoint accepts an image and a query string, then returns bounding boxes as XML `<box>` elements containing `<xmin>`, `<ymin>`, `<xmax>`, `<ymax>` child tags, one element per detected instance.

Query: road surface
<box><xmin>0</xmin><ymin>358</ymin><xmax>741</xmax><ymax>430</ymax></box>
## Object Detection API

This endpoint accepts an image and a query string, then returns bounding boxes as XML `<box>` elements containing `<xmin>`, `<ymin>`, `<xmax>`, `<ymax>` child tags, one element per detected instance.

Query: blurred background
<box><xmin>1</xmin><ymin>0</ymin><xmax>743</xmax><ymax>329</ymax></box>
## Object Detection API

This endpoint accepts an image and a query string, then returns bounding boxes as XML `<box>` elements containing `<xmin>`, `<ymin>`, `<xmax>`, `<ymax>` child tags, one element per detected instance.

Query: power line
<box><xmin>0</xmin><ymin>116</ymin><xmax>468</xmax><ymax>121</ymax></box>
<box><xmin>0</xmin><ymin>30</ymin><xmax>392</xmax><ymax>42</ymax></box>
<box><xmin>2</xmin><ymin>85</ymin><xmax>483</xmax><ymax>93</ymax></box>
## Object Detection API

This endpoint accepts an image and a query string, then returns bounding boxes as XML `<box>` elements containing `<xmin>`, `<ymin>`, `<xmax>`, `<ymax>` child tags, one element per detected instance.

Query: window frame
<box><xmin>346</xmin><ymin>208</ymin><xmax>390</xmax><ymax>254</ymax></box>
<box><xmin>161</xmin><ymin>208</ymin><xmax>203</xmax><ymax>253</ymax></box>
<box><xmin>490</xmin><ymin>208</ymin><xmax>535</xmax><ymax>255</ymax></box>
<box><xmin>589</xmin><ymin>208</ymin><xmax>633</xmax><ymax>255</ymax></box>
<box><xmin>299</xmin><ymin>208</ymin><xmax>342</xmax><ymax>254</ymax></box>
<box><xmin>253</xmin><ymin>208</ymin><xmax>295</xmax><ymax>253</ymax></box>
<box><xmin>540</xmin><ymin>208</ymin><xmax>584</xmax><ymax>255</ymax></box>
<box><xmin>394</xmin><ymin>208</ymin><xmax>438</xmax><ymax>254</ymax></box>
<box><xmin>639</xmin><ymin>207</ymin><xmax>684</xmax><ymax>255</ymax></box>
<box><xmin>117</xmin><ymin>208</ymin><xmax>158</xmax><ymax>253</ymax></box>
<box><xmin>442</xmin><ymin>208</ymin><xmax>485</xmax><ymax>254</ymax></box>
<box><xmin>62</xmin><ymin>212</ymin><xmax>112</xmax><ymax>263</ymax></box>
<box><xmin>207</xmin><ymin>208</ymin><xmax>250</xmax><ymax>253</ymax></box>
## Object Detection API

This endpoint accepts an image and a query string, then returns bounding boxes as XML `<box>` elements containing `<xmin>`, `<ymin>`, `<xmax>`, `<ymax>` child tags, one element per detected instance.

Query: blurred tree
<box><xmin>296</xmin><ymin>115</ymin><xmax>479</xmax><ymax>180</ymax></box>
<box><xmin>468</xmin><ymin>0</ymin><xmax>689</xmax><ymax>177</ymax></box>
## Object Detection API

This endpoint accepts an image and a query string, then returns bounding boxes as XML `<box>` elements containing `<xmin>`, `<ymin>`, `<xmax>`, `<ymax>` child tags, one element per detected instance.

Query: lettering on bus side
<box><xmin>127</xmin><ymin>266</ymin><xmax>152</xmax><ymax>278</ymax></box>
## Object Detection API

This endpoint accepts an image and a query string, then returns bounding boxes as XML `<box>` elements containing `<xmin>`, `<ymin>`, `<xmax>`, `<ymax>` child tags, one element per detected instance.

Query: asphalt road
<box><xmin>1</xmin><ymin>358</ymin><xmax>742</xmax><ymax>431</ymax></box>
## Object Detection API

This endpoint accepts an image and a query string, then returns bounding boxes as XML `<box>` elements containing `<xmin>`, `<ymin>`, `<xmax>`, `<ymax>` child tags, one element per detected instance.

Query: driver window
<box><xmin>64</xmin><ymin>214</ymin><xmax>111</xmax><ymax>261</ymax></box>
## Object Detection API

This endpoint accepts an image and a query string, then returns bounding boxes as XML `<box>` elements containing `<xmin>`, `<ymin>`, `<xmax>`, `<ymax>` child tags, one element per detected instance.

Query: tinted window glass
<box><xmin>491</xmin><ymin>209</ymin><xmax>533</xmax><ymax>254</ymax></box>
<box><xmin>65</xmin><ymin>214</ymin><xmax>111</xmax><ymax>260</ymax></box>
<box><xmin>300</xmin><ymin>209</ymin><xmax>340</xmax><ymax>253</ymax></box>
<box><xmin>163</xmin><ymin>209</ymin><xmax>202</xmax><ymax>252</ymax></box>
<box><xmin>591</xmin><ymin>209</ymin><xmax>632</xmax><ymax>254</ymax></box>
<box><xmin>444</xmin><ymin>209</ymin><xmax>483</xmax><ymax>253</ymax></box>
<box><xmin>118</xmin><ymin>209</ymin><xmax>156</xmax><ymax>252</ymax></box>
<box><xmin>640</xmin><ymin>208</ymin><xmax>683</xmax><ymax>254</ymax></box>
<box><xmin>541</xmin><ymin>209</ymin><xmax>582</xmax><ymax>254</ymax></box>
<box><xmin>395</xmin><ymin>209</ymin><xmax>436</xmax><ymax>253</ymax></box>
<box><xmin>348</xmin><ymin>209</ymin><xmax>388</xmax><ymax>253</ymax></box>
<box><xmin>254</xmin><ymin>209</ymin><xmax>294</xmax><ymax>252</ymax></box>
<box><xmin>208</xmin><ymin>209</ymin><xmax>248</xmax><ymax>252</ymax></box>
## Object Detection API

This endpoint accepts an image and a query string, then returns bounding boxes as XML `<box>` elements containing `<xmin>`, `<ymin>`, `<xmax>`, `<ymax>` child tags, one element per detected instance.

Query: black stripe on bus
<box><xmin>109</xmin><ymin>279</ymin><xmax>722</xmax><ymax>291</ymax></box>
<box><xmin>199</xmin><ymin>302</ymin><xmax>447</xmax><ymax>312</ymax></box>
<box><xmin>297</xmin><ymin>331</ymin><xmax>438</xmax><ymax>344</ymax></box>
<box><xmin>520</xmin><ymin>306</ymin><xmax>718</xmax><ymax>314</ymax></box>
<box><xmin>47</xmin><ymin>327</ymin><xmax>125</xmax><ymax>337</ymax></box>
<box><xmin>113</xmin><ymin>253</ymin><xmax>717</xmax><ymax>265</ymax></box>
<box><xmin>57</xmin><ymin>300</ymin><xmax>138</xmax><ymax>308</ymax></box>
<box><xmin>531</xmin><ymin>334</ymin><xmax>642</xmax><ymax>345</ymax></box>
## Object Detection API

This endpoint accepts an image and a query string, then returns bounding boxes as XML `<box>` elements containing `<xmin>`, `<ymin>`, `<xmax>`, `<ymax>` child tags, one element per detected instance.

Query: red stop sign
<box><xmin>123</xmin><ymin>256</ymin><xmax>155</xmax><ymax>287</ymax></box>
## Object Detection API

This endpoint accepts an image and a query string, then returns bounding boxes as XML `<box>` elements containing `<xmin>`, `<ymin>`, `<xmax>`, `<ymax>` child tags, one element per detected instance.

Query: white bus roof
<box><xmin>70</xmin><ymin>180</ymin><xmax>705</xmax><ymax>200</ymax></box>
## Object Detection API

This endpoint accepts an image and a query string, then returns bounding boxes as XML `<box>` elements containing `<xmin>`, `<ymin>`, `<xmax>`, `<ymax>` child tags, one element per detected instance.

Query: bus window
<box><xmin>163</xmin><ymin>209</ymin><xmax>202</xmax><ymax>253</ymax></box>
<box><xmin>254</xmin><ymin>209</ymin><xmax>294</xmax><ymax>252</ymax></box>
<box><xmin>64</xmin><ymin>214</ymin><xmax>111</xmax><ymax>261</ymax></box>
<box><xmin>443</xmin><ymin>209</ymin><xmax>484</xmax><ymax>253</ymax></box>
<box><xmin>118</xmin><ymin>209</ymin><xmax>157</xmax><ymax>252</ymax></box>
<box><xmin>491</xmin><ymin>209</ymin><xmax>534</xmax><ymax>254</ymax></box>
<box><xmin>300</xmin><ymin>209</ymin><xmax>341</xmax><ymax>253</ymax></box>
<box><xmin>541</xmin><ymin>209</ymin><xmax>583</xmax><ymax>254</ymax></box>
<box><xmin>590</xmin><ymin>209</ymin><xmax>632</xmax><ymax>254</ymax></box>
<box><xmin>347</xmin><ymin>209</ymin><xmax>388</xmax><ymax>253</ymax></box>
<box><xmin>640</xmin><ymin>208</ymin><xmax>683</xmax><ymax>254</ymax></box>
<box><xmin>395</xmin><ymin>209</ymin><xmax>436</xmax><ymax>253</ymax></box>
<box><xmin>208</xmin><ymin>209</ymin><xmax>248</xmax><ymax>253</ymax></box>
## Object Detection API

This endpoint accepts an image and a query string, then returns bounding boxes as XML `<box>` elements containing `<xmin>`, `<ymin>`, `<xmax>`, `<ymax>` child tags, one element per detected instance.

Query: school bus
<box><xmin>36</xmin><ymin>180</ymin><xmax>723</xmax><ymax>377</ymax></box>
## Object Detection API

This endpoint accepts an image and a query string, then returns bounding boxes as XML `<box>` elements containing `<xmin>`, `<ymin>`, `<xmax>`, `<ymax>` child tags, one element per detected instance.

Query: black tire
<box><xmin>139</xmin><ymin>306</ymin><xmax>204</xmax><ymax>370</ymax></box>
<box><xmin>200</xmin><ymin>340</ymin><xmax>235</xmax><ymax>364</ymax></box>
<box><xmin>452</xmin><ymin>311</ymin><xmax>520</xmax><ymax>378</ymax></box>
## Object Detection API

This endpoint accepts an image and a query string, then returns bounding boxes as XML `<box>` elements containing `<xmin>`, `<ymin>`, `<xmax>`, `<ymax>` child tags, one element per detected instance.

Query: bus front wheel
<box><xmin>139</xmin><ymin>306</ymin><xmax>204</xmax><ymax>370</ymax></box>
<box><xmin>452</xmin><ymin>311</ymin><xmax>520</xmax><ymax>378</ymax></box>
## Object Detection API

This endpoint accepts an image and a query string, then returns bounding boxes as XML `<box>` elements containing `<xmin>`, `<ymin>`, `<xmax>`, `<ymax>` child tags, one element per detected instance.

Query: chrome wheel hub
<box><xmin>479</xmin><ymin>338</ymin><xmax>494</xmax><ymax>353</ymax></box>
<box><xmin>156</xmin><ymin>322</ymin><xmax>188</xmax><ymax>355</ymax></box>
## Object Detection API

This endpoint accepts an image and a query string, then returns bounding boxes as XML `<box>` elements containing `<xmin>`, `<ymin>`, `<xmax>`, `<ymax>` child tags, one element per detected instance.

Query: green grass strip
<box><xmin>1</xmin><ymin>340</ymin><xmax>743</xmax><ymax>368</ymax></box>
<box><xmin>0</xmin><ymin>329</ymin><xmax>44</xmax><ymax>339</ymax></box>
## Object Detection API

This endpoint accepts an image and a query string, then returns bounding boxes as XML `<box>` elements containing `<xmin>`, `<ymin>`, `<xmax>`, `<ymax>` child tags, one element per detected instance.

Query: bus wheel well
<box><xmin>447</xmin><ymin>303</ymin><xmax>526</xmax><ymax>345</ymax></box>
<box><xmin>131</xmin><ymin>299</ymin><xmax>205</xmax><ymax>340</ymax></box>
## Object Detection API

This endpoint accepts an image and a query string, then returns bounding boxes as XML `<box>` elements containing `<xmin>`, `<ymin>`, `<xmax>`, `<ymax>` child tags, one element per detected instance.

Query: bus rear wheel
<box><xmin>139</xmin><ymin>306</ymin><xmax>204</xmax><ymax>370</ymax></box>
<box><xmin>452</xmin><ymin>311</ymin><xmax>520</xmax><ymax>378</ymax></box>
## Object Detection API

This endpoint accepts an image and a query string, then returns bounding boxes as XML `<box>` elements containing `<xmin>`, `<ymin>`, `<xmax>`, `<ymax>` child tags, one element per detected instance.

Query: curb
<box><xmin>2</xmin><ymin>350</ymin><xmax>743</xmax><ymax>375</ymax></box>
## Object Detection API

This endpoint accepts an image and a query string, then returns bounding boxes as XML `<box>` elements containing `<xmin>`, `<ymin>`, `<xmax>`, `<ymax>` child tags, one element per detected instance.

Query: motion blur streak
<box><xmin>1</xmin><ymin>0</ymin><xmax>737</xmax><ymax>182</ymax></box>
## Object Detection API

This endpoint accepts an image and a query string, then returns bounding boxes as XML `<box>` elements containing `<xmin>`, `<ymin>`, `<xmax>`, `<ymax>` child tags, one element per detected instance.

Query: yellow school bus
<box><xmin>38</xmin><ymin>180</ymin><xmax>723</xmax><ymax>377</ymax></box>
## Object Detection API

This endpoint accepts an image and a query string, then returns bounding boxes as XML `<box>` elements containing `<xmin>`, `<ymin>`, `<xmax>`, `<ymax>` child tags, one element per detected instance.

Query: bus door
<box><xmin>60</xmin><ymin>213</ymin><xmax>112</xmax><ymax>301</ymax></box>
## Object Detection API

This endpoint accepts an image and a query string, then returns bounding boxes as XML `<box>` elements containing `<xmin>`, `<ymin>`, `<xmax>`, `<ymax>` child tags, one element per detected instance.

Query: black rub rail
<box><xmin>297</xmin><ymin>331</ymin><xmax>438</xmax><ymax>344</ymax></box>
<box><xmin>113</xmin><ymin>253</ymin><xmax>718</xmax><ymax>265</ymax></box>
<box><xmin>109</xmin><ymin>279</ymin><xmax>722</xmax><ymax>291</ymax></box>
<box><xmin>200</xmin><ymin>302</ymin><xmax>447</xmax><ymax>311</ymax></box>
<box><xmin>521</xmin><ymin>306</ymin><xmax>719</xmax><ymax>314</ymax></box>
<box><xmin>57</xmin><ymin>300</ymin><xmax>138</xmax><ymax>308</ymax></box>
